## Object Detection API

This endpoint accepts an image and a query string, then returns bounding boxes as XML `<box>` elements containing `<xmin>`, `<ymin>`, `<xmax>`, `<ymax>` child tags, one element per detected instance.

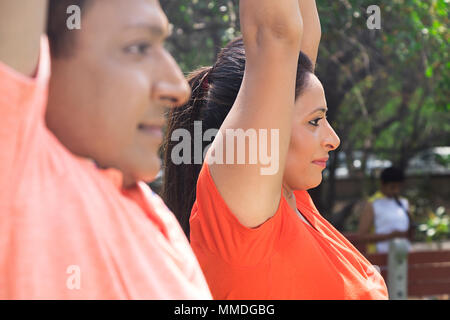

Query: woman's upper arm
<box><xmin>208</xmin><ymin>0</ymin><xmax>303</xmax><ymax>228</ymax></box>
<box><xmin>0</xmin><ymin>0</ymin><xmax>48</xmax><ymax>76</ymax></box>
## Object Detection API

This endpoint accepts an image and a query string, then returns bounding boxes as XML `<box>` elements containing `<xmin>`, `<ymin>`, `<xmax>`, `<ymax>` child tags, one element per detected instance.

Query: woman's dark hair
<box><xmin>161</xmin><ymin>37</ymin><xmax>314</xmax><ymax>239</ymax></box>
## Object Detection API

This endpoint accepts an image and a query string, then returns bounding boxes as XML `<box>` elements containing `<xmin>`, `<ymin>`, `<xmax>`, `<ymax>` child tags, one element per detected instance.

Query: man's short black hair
<box><xmin>380</xmin><ymin>166</ymin><xmax>405</xmax><ymax>184</ymax></box>
<box><xmin>46</xmin><ymin>0</ymin><xmax>90</xmax><ymax>58</ymax></box>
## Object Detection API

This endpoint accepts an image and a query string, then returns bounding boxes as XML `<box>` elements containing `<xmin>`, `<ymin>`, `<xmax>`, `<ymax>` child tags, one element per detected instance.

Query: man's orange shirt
<box><xmin>190</xmin><ymin>163</ymin><xmax>389</xmax><ymax>299</ymax></box>
<box><xmin>0</xmin><ymin>38</ymin><xmax>211</xmax><ymax>299</ymax></box>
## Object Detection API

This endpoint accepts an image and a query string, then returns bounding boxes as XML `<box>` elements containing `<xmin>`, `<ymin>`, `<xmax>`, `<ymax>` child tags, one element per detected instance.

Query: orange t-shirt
<box><xmin>0</xmin><ymin>37</ymin><xmax>212</xmax><ymax>299</ymax></box>
<box><xmin>190</xmin><ymin>163</ymin><xmax>389</xmax><ymax>299</ymax></box>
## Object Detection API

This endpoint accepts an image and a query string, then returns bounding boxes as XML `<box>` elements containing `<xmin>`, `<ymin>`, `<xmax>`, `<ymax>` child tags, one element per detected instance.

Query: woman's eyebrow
<box><xmin>308</xmin><ymin>107</ymin><xmax>328</xmax><ymax>115</ymax></box>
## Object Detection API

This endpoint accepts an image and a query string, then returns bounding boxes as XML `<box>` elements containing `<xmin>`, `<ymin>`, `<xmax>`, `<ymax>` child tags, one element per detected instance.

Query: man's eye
<box><xmin>124</xmin><ymin>43</ymin><xmax>152</xmax><ymax>55</ymax></box>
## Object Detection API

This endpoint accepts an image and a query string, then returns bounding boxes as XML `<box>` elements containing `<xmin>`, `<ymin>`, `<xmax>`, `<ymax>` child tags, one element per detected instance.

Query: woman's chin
<box><xmin>287</xmin><ymin>177</ymin><xmax>322</xmax><ymax>192</ymax></box>
<box><xmin>306</xmin><ymin>176</ymin><xmax>323</xmax><ymax>190</ymax></box>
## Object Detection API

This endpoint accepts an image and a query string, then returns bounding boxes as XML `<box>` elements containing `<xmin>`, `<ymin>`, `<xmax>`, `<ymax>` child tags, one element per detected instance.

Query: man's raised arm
<box><xmin>0</xmin><ymin>0</ymin><xmax>48</xmax><ymax>76</ymax></box>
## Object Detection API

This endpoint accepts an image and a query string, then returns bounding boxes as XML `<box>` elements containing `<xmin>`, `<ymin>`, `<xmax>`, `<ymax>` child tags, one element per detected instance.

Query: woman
<box><xmin>163</xmin><ymin>0</ymin><xmax>388</xmax><ymax>299</ymax></box>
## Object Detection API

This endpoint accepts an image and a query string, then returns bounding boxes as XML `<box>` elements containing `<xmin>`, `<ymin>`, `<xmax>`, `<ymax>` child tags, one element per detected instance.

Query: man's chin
<box><xmin>137</xmin><ymin>160</ymin><xmax>162</xmax><ymax>183</ymax></box>
<box><xmin>119</xmin><ymin>158</ymin><xmax>161</xmax><ymax>187</ymax></box>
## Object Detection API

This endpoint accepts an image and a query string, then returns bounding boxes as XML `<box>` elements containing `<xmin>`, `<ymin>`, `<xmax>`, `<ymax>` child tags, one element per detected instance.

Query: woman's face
<box><xmin>284</xmin><ymin>73</ymin><xmax>340</xmax><ymax>191</ymax></box>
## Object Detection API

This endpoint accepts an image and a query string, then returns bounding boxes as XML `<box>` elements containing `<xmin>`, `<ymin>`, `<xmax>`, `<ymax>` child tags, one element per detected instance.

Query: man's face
<box><xmin>46</xmin><ymin>0</ymin><xmax>190</xmax><ymax>187</ymax></box>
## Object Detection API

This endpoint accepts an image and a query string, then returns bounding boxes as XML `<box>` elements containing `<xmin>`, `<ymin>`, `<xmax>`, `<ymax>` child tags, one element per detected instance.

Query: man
<box><xmin>358</xmin><ymin>167</ymin><xmax>413</xmax><ymax>254</ymax></box>
<box><xmin>0</xmin><ymin>0</ymin><xmax>211</xmax><ymax>299</ymax></box>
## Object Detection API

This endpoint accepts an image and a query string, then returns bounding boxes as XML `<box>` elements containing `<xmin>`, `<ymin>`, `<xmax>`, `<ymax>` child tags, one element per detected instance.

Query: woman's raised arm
<box><xmin>207</xmin><ymin>0</ymin><xmax>304</xmax><ymax>228</ymax></box>
<box><xmin>0</xmin><ymin>0</ymin><xmax>48</xmax><ymax>76</ymax></box>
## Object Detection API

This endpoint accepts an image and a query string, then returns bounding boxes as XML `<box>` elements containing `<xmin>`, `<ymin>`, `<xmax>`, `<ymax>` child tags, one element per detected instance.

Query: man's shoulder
<box><xmin>369</xmin><ymin>191</ymin><xmax>385</xmax><ymax>203</ymax></box>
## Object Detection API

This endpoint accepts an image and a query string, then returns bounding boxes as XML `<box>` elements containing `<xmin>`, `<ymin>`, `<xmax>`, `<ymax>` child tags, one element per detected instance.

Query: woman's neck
<box><xmin>282</xmin><ymin>184</ymin><xmax>297</xmax><ymax>211</ymax></box>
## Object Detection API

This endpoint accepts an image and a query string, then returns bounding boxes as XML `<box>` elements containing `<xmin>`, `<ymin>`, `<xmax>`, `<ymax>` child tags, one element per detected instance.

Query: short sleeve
<box><xmin>402</xmin><ymin>198</ymin><xmax>409</xmax><ymax>211</ymax></box>
<box><xmin>189</xmin><ymin>162</ymin><xmax>286</xmax><ymax>267</ymax></box>
<box><xmin>0</xmin><ymin>36</ymin><xmax>50</xmax><ymax>193</ymax></box>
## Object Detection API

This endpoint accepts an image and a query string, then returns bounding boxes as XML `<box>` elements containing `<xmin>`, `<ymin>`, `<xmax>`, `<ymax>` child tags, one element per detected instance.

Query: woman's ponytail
<box><xmin>161</xmin><ymin>66</ymin><xmax>212</xmax><ymax>239</ymax></box>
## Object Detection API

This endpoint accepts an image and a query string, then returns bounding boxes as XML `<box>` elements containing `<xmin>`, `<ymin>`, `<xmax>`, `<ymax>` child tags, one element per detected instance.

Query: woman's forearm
<box><xmin>0</xmin><ymin>0</ymin><xmax>48</xmax><ymax>76</ymax></box>
<box><xmin>298</xmin><ymin>0</ymin><xmax>321</xmax><ymax>67</ymax></box>
<box><xmin>240</xmin><ymin>0</ymin><xmax>303</xmax><ymax>54</ymax></box>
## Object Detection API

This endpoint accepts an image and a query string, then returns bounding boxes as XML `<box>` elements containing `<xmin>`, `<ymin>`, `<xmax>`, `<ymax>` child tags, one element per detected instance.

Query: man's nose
<box><xmin>151</xmin><ymin>49</ymin><xmax>191</xmax><ymax>108</ymax></box>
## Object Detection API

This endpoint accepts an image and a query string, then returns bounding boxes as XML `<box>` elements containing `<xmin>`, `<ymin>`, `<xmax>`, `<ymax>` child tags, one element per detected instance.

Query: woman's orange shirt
<box><xmin>190</xmin><ymin>163</ymin><xmax>389</xmax><ymax>299</ymax></box>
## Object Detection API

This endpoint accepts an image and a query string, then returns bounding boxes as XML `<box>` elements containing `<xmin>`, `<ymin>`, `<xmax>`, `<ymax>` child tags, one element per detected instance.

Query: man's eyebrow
<box><xmin>124</xmin><ymin>23</ymin><xmax>169</xmax><ymax>38</ymax></box>
<box><xmin>308</xmin><ymin>107</ymin><xmax>328</xmax><ymax>115</ymax></box>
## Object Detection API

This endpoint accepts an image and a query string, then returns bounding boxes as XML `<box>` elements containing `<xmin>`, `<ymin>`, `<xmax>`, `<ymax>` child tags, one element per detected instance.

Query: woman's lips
<box><xmin>312</xmin><ymin>158</ymin><xmax>328</xmax><ymax>168</ymax></box>
<box><xmin>312</xmin><ymin>161</ymin><xmax>327</xmax><ymax>168</ymax></box>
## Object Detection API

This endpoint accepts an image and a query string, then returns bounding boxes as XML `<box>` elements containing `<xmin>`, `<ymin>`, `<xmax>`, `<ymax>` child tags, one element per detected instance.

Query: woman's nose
<box><xmin>322</xmin><ymin>121</ymin><xmax>340</xmax><ymax>151</ymax></box>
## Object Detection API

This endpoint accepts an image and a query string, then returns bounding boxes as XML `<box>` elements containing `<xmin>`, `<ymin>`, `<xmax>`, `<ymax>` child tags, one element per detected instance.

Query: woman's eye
<box><xmin>309</xmin><ymin>118</ymin><xmax>322</xmax><ymax>127</ymax></box>
<box><xmin>309</xmin><ymin>115</ymin><xmax>327</xmax><ymax>127</ymax></box>
<box><xmin>124</xmin><ymin>43</ymin><xmax>152</xmax><ymax>55</ymax></box>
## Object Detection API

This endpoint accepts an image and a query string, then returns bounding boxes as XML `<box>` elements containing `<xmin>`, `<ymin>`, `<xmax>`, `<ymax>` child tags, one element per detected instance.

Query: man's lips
<box><xmin>138</xmin><ymin>124</ymin><xmax>164</xmax><ymax>139</ymax></box>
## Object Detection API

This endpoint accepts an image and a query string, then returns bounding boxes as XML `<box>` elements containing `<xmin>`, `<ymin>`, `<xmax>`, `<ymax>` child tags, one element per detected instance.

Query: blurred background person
<box><xmin>358</xmin><ymin>166</ymin><xmax>415</xmax><ymax>254</ymax></box>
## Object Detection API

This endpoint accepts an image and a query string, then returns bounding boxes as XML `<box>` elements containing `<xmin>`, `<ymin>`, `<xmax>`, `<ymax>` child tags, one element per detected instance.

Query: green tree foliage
<box><xmin>315</xmin><ymin>0</ymin><xmax>449</xmax><ymax>220</ymax></box>
<box><xmin>162</xmin><ymin>0</ymin><xmax>240</xmax><ymax>72</ymax></box>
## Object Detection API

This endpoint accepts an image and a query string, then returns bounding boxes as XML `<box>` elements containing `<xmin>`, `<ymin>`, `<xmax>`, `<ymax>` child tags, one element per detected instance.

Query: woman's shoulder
<box><xmin>293</xmin><ymin>190</ymin><xmax>319</xmax><ymax>214</ymax></box>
